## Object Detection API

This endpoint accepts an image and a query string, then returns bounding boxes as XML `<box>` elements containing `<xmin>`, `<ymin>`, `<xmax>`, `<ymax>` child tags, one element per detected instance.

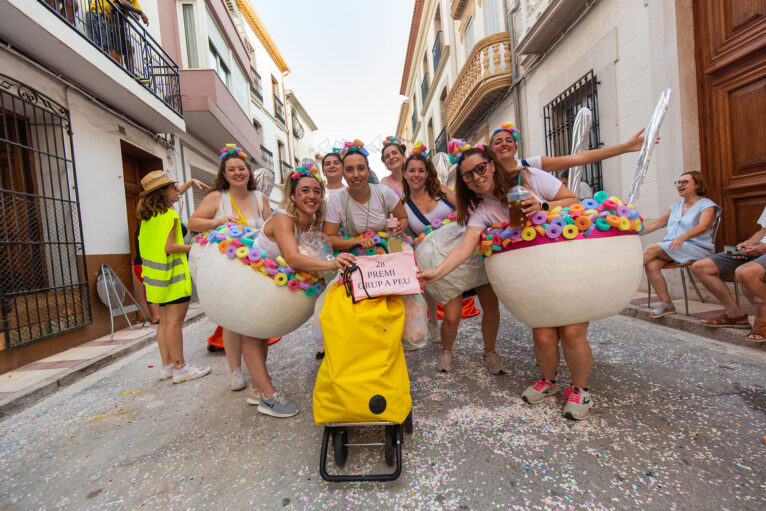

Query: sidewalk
<box><xmin>0</xmin><ymin>302</ymin><xmax>206</xmax><ymax>419</ymax></box>
<box><xmin>622</xmin><ymin>291</ymin><xmax>766</xmax><ymax>352</ymax></box>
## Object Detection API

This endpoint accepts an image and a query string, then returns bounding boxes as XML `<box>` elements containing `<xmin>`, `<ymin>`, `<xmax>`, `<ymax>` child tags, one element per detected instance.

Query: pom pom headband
<box><xmin>383</xmin><ymin>136</ymin><xmax>404</xmax><ymax>148</ymax></box>
<box><xmin>409</xmin><ymin>140</ymin><xmax>429</xmax><ymax>160</ymax></box>
<box><xmin>339</xmin><ymin>139</ymin><xmax>369</xmax><ymax>160</ymax></box>
<box><xmin>219</xmin><ymin>143</ymin><xmax>247</xmax><ymax>161</ymax></box>
<box><xmin>447</xmin><ymin>140</ymin><xmax>485</xmax><ymax>165</ymax></box>
<box><xmin>492</xmin><ymin>122</ymin><xmax>520</xmax><ymax>142</ymax></box>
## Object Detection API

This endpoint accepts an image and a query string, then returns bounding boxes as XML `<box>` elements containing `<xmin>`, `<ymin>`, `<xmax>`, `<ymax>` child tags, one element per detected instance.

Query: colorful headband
<box><xmin>447</xmin><ymin>140</ymin><xmax>485</xmax><ymax>164</ymax></box>
<box><xmin>219</xmin><ymin>143</ymin><xmax>247</xmax><ymax>161</ymax></box>
<box><xmin>290</xmin><ymin>164</ymin><xmax>321</xmax><ymax>183</ymax></box>
<box><xmin>409</xmin><ymin>141</ymin><xmax>429</xmax><ymax>160</ymax></box>
<box><xmin>492</xmin><ymin>122</ymin><xmax>520</xmax><ymax>142</ymax></box>
<box><xmin>339</xmin><ymin>139</ymin><xmax>369</xmax><ymax>160</ymax></box>
<box><xmin>383</xmin><ymin>136</ymin><xmax>404</xmax><ymax>148</ymax></box>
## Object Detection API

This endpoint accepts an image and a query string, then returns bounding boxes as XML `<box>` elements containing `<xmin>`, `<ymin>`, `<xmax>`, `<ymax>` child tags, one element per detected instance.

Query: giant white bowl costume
<box><xmin>484</xmin><ymin>235</ymin><xmax>642</xmax><ymax>328</ymax></box>
<box><xmin>189</xmin><ymin>237</ymin><xmax>322</xmax><ymax>339</ymax></box>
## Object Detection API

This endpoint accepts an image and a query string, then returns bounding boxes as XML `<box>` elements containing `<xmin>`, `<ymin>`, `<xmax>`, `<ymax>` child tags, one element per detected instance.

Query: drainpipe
<box><xmin>280</xmin><ymin>71</ymin><xmax>291</xmax><ymax>168</ymax></box>
<box><xmin>507</xmin><ymin>0</ymin><xmax>523</xmax><ymax>157</ymax></box>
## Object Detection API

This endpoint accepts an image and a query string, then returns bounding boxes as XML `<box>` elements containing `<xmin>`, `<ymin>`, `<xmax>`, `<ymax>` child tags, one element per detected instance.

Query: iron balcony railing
<box><xmin>274</xmin><ymin>95</ymin><xmax>285</xmax><ymax>124</ymax></box>
<box><xmin>432</xmin><ymin>31</ymin><xmax>442</xmax><ymax>72</ymax></box>
<box><xmin>260</xmin><ymin>145</ymin><xmax>274</xmax><ymax>171</ymax></box>
<box><xmin>435</xmin><ymin>126</ymin><xmax>447</xmax><ymax>154</ymax></box>
<box><xmin>39</xmin><ymin>0</ymin><xmax>182</xmax><ymax>117</ymax></box>
<box><xmin>421</xmin><ymin>74</ymin><xmax>429</xmax><ymax>105</ymax></box>
<box><xmin>250</xmin><ymin>66</ymin><xmax>263</xmax><ymax>102</ymax></box>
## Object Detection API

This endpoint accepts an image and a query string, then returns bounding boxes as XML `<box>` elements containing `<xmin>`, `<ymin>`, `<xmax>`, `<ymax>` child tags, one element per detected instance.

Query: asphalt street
<box><xmin>1</xmin><ymin>309</ymin><xmax>765</xmax><ymax>510</ymax></box>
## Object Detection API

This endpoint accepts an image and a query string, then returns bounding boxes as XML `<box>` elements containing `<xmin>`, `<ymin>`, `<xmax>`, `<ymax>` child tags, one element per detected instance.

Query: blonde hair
<box><xmin>279</xmin><ymin>174</ymin><xmax>325</xmax><ymax>231</ymax></box>
<box><xmin>136</xmin><ymin>187</ymin><xmax>171</xmax><ymax>221</ymax></box>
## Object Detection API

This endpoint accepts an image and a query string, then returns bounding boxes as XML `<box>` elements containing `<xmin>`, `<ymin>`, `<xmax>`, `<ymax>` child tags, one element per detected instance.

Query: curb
<box><xmin>0</xmin><ymin>309</ymin><xmax>207</xmax><ymax>421</ymax></box>
<box><xmin>620</xmin><ymin>304</ymin><xmax>766</xmax><ymax>352</ymax></box>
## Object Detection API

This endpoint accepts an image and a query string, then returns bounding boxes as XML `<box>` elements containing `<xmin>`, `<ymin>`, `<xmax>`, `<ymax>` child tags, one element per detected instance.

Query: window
<box><xmin>0</xmin><ymin>74</ymin><xmax>91</xmax><ymax>348</ymax></box>
<box><xmin>464</xmin><ymin>17</ymin><xmax>475</xmax><ymax>56</ymax></box>
<box><xmin>253</xmin><ymin>119</ymin><xmax>263</xmax><ymax>139</ymax></box>
<box><xmin>483</xmin><ymin>0</ymin><xmax>503</xmax><ymax>36</ymax></box>
<box><xmin>208</xmin><ymin>42</ymin><xmax>229</xmax><ymax>86</ymax></box>
<box><xmin>182</xmin><ymin>4</ymin><xmax>199</xmax><ymax>68</ymax></box>
<box><xmin>543</xmin><ymin>70</ymin><xmax>603</xmax><ymax>192</ymax></box>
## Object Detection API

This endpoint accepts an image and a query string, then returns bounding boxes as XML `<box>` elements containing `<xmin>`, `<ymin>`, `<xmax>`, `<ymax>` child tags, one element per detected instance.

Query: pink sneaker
<box><xmin>521</xmin><ymin>379</ymin><xmax>557</xmax><ymax>404</ymax></box>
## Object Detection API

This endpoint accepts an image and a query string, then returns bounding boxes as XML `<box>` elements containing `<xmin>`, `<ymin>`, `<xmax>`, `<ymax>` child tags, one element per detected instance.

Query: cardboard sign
<box><xmin>350</xmin><ymin>252</ymin><xmax>420</xmax><ymax>300</ymax></box>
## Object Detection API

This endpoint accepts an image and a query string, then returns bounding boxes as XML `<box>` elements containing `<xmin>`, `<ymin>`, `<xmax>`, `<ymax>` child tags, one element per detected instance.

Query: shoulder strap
<box><xmin>406</xmin><ymin>198</ymin><xmax>431</xmax><ymax>227</ymax></box>
<box><xmin>442</xmin><ymin>197</ymin><xmax>455</xmax><ymax>210</ymax></box>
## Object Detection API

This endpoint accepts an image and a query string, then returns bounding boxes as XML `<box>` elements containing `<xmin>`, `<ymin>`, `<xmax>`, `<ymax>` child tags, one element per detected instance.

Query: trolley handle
<box><xmin>341</xmin><ymin>243</ymin><xmax>388</xmax><ymax>302</ymax></box>
<box><xmin>345</xmin><ymin>242</ymin><xmax>389</xmax><ymax>255</ymax></box>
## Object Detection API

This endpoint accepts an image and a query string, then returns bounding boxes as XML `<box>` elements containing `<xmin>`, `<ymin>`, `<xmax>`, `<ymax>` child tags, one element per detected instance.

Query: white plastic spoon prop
<box><xmin>627</xmin><ymin>88</ymin><xmax>671</xmax><ymax>206</ymax></box>
<box><xmin>568</xmin><ymin>106</ymin><xmax>592</xmax><ymax>198</ymax></box>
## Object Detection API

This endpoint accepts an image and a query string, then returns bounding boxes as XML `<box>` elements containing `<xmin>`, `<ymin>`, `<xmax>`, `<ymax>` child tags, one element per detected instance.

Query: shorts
<box><xmin>709</xmin><ymin>251</ymin><xmax>766</xmax><ymax>274</ymax></box>
<box><xmin>158</xmin><ymin>296</ymin><xmax>191</xmax><ymax>307</ymax></box>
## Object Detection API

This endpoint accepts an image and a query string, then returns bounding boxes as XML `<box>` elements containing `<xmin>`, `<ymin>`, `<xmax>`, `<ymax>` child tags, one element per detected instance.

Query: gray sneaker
<box><xmin>257</xmin><ymin>392</ymin><xmax>299</xmax><ymax>418</ymax></box>
<box><xmin>521</xmin><ymin>379</ymin><xmax>558</xmax><ymax>404</ymax></box>
<box><xmin>482</xmin><ymin>351</ymin><xmax>507</xmax><ymax>375</ymax></box>
<box><xmin>436</xmin><ymin>351</ymin><xmax>451</xmax><ymax>372</ymax></box>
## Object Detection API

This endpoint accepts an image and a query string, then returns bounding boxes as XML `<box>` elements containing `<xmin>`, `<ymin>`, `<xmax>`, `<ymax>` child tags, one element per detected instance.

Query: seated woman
<box><xmin>403</xmin><ymin>149</ymin><xmax>506</xmax><ymax>373</ymax></box>
<box><xmin>189</xmin><ymin>146</ymin><xmax>270</xmax><ymax>393</ymax></box>
<box><xmin>420</xmin><ymin>144</ymin><xmax>603</xmax><ymax>420</ymax></box>
<box><xmin>640</xmin><ymin>171</ymin><xmax>720</xmax><ymax>318</ymax></box>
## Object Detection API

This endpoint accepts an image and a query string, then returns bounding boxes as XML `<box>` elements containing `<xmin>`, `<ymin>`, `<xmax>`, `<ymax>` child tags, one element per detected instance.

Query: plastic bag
<box><xmin>414</xmin><ymin>222</ymin><xmax>489</xmax><ymax>303</ymax></box>
<box><xmin>401</xmin><ymin>293</ymin><xmax>427</xmax><ymax>351</ymax></box>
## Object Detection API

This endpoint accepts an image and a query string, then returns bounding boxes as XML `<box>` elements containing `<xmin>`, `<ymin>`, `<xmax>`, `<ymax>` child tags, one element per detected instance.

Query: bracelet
<box><xmin>541</xmin><ymin>202</ymin><xmax>550</xmax><ymax>211</ymax></box>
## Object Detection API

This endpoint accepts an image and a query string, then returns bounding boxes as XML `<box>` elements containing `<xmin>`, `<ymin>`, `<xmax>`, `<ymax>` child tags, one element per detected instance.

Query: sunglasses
<box><xmin>461</xmin><ymin>161</ymin><xmax>491</xmax><ymax>183</ymax></box>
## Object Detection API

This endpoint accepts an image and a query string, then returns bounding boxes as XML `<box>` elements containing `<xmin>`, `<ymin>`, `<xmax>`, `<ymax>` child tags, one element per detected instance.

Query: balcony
<box><xmin>432</xmin><ymin>31</ymin><xmax>442</xmax><ymax>72</ymax></box>
<box><xmin>250</xmin><ymin>67</ymin><xmax>263</xmax><ymax>102</ymax></box>
<box><xmin>421</xmin><ymin>74</ymin><xmax>429</xmax><ymax>105</ymax></box>
<box><xmin>274</xmin><ymin>96</ymin><xmax>285</xmax><ymax>125</ymax></box>
<box><xmin>180</xmin><ymin>69</ymin><xmax>262</xmax><ymax>166</ymax></box>
<box><xmin>435</xmin><ymin>126</ymin><xmax>448</xmax><ymax>154</ymax></box>
<box><xmin>0</xmin><ymin>0</ymin><xmax>185</xmax><ymax>133</ymax></box>
<box><xmin>445</xmin><ymin>33</ymin><xmax>512</xmax><ymax>139</ymax></box>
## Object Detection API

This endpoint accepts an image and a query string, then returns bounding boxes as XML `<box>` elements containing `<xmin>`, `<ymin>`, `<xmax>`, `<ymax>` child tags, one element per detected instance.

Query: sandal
<box><xmin>700</xmin><ymin>313</ymin><xmax>750</xmax><ymax>329</ymax></box>
<box><xmin>650</xmin><ymin>301</ymin><xmax>676</xmax><ymax>318</ymax></box>
<box><xmin>746</xmin><ymin>319</ymin><xmax>766</xmax><ymax>342</ymax></box>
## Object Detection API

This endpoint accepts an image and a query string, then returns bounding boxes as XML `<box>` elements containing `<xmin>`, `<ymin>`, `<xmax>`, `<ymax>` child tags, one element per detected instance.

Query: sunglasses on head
<box><xmin>461</xmin><ymin>161</ymin><xmax>491</xmax><ymax>183</ymax></box>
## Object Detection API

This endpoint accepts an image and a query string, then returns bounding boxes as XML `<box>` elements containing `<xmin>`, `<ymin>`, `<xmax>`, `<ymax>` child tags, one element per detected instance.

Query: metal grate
<box><xmin>435</xmin><ymin>126</ymin><xmax>447</xmax><ymax>154</ymax></box>
<box><xmin>432</xmin><ymin>31</ymin><xmax>442</xmax><ymax>72</ymax></box>
<box><xmin>260</xmin><ymin>145</ymin><xmax>274</xmax><ymax>172</ymax></box>
<box><xmin>0</xmin><ymin>74</ymin><xmax>91</xmax><ymax>349</ymax></box>
<box><xmin>39</xmin><ymin>0</ymin><xmax>182</xmax><ymax>117</ymax></box>
<box><xmin>543</xmin><ymin>70</ymin><xmax>603</xmax><ymax>192</ymax></box>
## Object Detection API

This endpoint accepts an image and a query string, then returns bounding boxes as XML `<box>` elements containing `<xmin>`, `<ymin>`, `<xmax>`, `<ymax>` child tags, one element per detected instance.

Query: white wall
<box><xmin>516</xmin><ymin>0</ymin><xmax>687</xmax><ymax>221</ymax></box>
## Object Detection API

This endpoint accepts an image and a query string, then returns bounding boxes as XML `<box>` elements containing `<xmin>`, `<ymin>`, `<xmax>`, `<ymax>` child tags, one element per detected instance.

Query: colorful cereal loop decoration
<box><xmin>521</xmin><ymin>227</ymin><xmax>537</xmax><ymax>241</ymax></box>
<box><xmin>575</xmin><ymin>215</ymin><xmax>591</xmax><ymax>231</ymax></box>
<box><xmin>562</xmin><ymin>224</ymin><xmax>579</xmax><ymax>239</ymax></box>
<box><xmin>274</xmin><ymin>273</ymin><xmax>288</xmax><ymax>286</ymax></box>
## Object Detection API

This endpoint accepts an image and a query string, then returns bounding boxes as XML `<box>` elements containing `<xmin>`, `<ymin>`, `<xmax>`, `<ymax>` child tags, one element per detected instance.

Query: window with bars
<box><xmin>0</xmin><ymin>74</ymin><xmax>91</xmax><ymax>348</ymax></box>
<box><xmin>543</xmin><ymin>70</ymin><xmax>603</xmax><ymax>192</ymax></box>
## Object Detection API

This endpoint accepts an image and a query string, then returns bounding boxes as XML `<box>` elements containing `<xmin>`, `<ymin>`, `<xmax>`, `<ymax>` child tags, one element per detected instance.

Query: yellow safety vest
<box><xmin>138</xmin><ymin>209</ymin><xmax>191</xmax><ymax>304</ymax></box>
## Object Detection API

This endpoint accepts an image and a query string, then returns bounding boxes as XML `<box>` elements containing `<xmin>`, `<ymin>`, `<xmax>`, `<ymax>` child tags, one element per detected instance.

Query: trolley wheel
<box><xmin>384</xmin><ymin>425</ymin><xmax>395</xmax><ymax>466</ymax></box>
<box><xmin>206</xmin><ymin>344</ymin><xmax>217</xmax><ymax>353</ymax></box>
<box><xmin>333</xmin><ymin>428</ymin><xmax>348</xmax><ymax>467</ymax></box>
<box><xmin>404</xmin><ymin>411</ymin><xmax>413</xmax><ymax>434</ymax></box>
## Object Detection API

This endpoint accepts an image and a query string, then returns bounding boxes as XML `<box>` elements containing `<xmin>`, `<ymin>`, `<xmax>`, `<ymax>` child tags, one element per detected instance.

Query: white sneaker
<box><xmin>158</xmin><ymin>364</ymin><xmax>174</xmax><ymax>381</ymax></box>
<box><xmin>230</xmin><ymin>368</ymin><xmax>247</xmax><ymax>391</ymax></box>
<box><xmin>172</xmin><ymin>363</ymin><xmax>211</xmax><ymax>384</ymax></box>
<box><xmin>246</xmin><ymin>387</ymin><xmax>262</xmax><ymax>405</ymax></box>
<box><xmin>428</xmin><ymin>322</ymin><xmax>441</xmax><ymax>344</ymax></box>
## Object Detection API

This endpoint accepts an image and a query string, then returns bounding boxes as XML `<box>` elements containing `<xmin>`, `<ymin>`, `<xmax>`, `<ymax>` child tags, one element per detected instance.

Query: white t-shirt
<box><xmin>325</xmin><ymin>184</ymin><xmax>401</xmax><ymax>235</ymax></box>
<box><xmin>325</xmin><ymin>186</ymin><xmax>345</xmax><ymax>199</ymax></box>
<box><xmin>516</xmin><ymin>156</ymin><xmax>543</xmax><ymax>169</ymax></box>
<box><xmin>759</xmin><ymin>206</ymin><xmax>766</xmax><ymax>244</ymax></box>
<box><xmin>467</xmin><ymin>167</ymin><xmax>563</xmax><ymax>229</ymax></box>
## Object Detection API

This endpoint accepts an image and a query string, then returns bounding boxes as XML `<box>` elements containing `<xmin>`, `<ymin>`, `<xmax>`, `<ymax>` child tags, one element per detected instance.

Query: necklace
<box><xmin>229</xmin><ymin>194</ymin><xmax>248</xmax><ymax>225</ymax></box>
<box><xmin>345</xmin><ymin>186</ymin><xmax>371</xmax><ymax>234</ymax></box>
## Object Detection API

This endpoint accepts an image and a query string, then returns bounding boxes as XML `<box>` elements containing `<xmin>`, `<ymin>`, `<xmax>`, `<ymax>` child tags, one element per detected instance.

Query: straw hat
<box><xmin>140</xmin><ymin>170</ymin><xmax>176</xmax><ymax>196</ymax></box>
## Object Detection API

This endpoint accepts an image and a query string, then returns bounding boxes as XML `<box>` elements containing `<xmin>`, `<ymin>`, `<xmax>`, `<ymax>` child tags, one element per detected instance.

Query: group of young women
<box><xmin>135</xmin><ymin>124</ymin><xmax>648</xmax><ymax>421</ymax></box>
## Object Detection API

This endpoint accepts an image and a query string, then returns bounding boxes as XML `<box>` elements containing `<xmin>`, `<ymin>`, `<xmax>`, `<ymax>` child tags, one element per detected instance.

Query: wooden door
<box><xmin>123</xmin><ymin>158</ymin><xmax>144</xmax><ymax>264</ymax></box>
<box><xmin>694</xmin><ymin>2</ymin><xmax>766</xmax><ymax>246</ymax></box>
